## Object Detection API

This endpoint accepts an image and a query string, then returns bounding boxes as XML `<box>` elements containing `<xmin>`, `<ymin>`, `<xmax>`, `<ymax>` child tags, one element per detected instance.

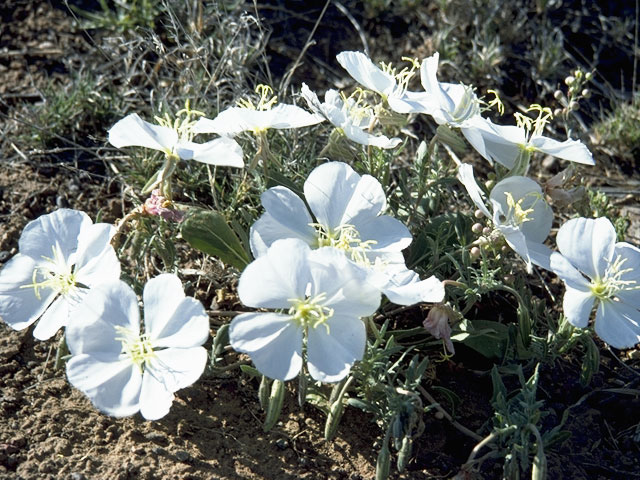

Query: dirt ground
<box><xmin>1</xmin><ymin>1</ymin><xmax>640</xmax><ymax>479</ymax></box>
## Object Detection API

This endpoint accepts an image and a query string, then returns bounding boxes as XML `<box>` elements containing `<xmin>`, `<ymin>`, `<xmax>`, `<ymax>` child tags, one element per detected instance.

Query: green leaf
<box><xmin>181</xmin><ymin>208</ymin><xmax>251</xmax><ymax>270</ymax></box>
<box><xmin>454</xmin><ymin>319</ymin><xmax>509</xmax><ymax>359</ymax></box>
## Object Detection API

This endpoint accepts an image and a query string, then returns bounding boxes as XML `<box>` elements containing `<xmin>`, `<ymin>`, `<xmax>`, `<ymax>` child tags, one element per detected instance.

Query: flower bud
<box><xmin>376</xmin><ymin>443</ymin><xmax>391</xmax><ymax>480</ymax></box>
<box><xmin>581</xmin><ymin>88</ymin><xmax>590</xmax><ymax>98</ymax></box>
<box><xmin>553</xmin><ymin>90</ymin><xmax>563</xmax><ymax>100</ymax></box>
<box><xmin>471</xmin><ymin>223</ymin><xmax>483</xmax><ymax>234</ymax></box>
<box><xmin>585</xmin><ymin>71</ymin><xmax>593</xmax><ymax>81</ymax></box>
<box><xmin>569</xmin><ymin>101</ymin><xmax>579</xmax><ymax>111</ymax></box>
<box><xmin>263</xmin><ymin>379</ymin><xmax>285</xmax><ymax>432</ymax></box>
<box><xmin>423</xmin><ymin>305</ymin><xmax>455</xmax><ymax>354</ymax></box>
<box><xmin>564</xmin><ymin>76</ymin><xmax>575</xmax><ymax>86</ymax></box>
<box><xmin>482</xmin><ymin>226</ymin><xmax>492</xmax><ymax>236</ymax></box>
<box><xmin>324</xmin><ymin>400</ymin><xmax>345</xmax><ymax>441</ymax></box>
<box><xmin>474</xmin><ymin>209</ymin><xmax>485</xmax><ymax>219</ymax></box>
<box><xmin>553</xmin><ymin>108</ymin><xmax>563</xmax><ymax>117</ymax></box>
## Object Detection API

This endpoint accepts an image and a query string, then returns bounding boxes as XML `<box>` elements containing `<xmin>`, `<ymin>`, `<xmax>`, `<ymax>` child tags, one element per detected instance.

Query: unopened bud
<box><xmin>553</xmin><ymin>108</ymin><xmax>563</xmax><ymax>117</ymax></box>
<box><xmin>553</xmin><ymin>90</ymin><xmax>563</xmax><ymax>100</ymax></box>
<box><xmin>564</xmin><ymin>76</ymin><xmax>575</xmax><ymax>86</ymax></box>
<box><xmin>569</xmin><ymin>101</ymin><xmax>579</xmax><ymax>111</ymax></box>
<box><xmin>471</xmin><ymin>223</ymin><xmax>483</xmax><ymax>234</ymax></box>
<box><xmin>482</xmin><ymin>227</ymin><xmax>492</xmax><ymax>236</ymax></box>
<box><xmin>470</xmin><ymin>246</ymin><xmax>481</xmax><ymax>259</ymax></box>
<box><xmin>474</xmin><ymin>209</ymin><xmax>485</xmax><ymax>219</ymax></box>
<box><xmin>485</xmin><ymin>179</ymin><xmax>495</xmax><ymax>190</ymax></box>
<box><xmin>585</xmin><ymin>72</ymin><xmax>593</xmax><ymax>81</ymax></box>
<box><xmin>501</xmin><ymin>245</ymin><xmax>509</xmax><ymax>254</ymax></box>
<box><xmin>263</xmin><ymin>379</ymin><xmax>285</xmax><ymax>432</ymax></box>
<box><xmin>581</xmin><ymin>88</ymin><xmax>590</xmax><ymax>98</ymax></box>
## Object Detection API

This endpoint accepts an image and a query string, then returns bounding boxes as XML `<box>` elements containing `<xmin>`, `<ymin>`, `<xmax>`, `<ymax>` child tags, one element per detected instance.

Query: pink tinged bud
<box><xmin>423</xmin><ymin>305</ymin><xmax>455</xmax><ymax>354</ymax></box>
<box><xmin>143</xmin><ymin>189</ymin><xmax>185</xmax><ymax>223</ymax></box>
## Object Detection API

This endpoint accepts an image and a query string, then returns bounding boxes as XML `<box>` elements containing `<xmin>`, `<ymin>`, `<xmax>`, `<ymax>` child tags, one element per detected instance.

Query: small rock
<box><xmin>275</xmin><ymin>438</ymin><xmax>288</xmax><ymax>450</ymax></box>
<box><xmin>0</xmin><ymin>251</ymin><xmax>11</xmax><ymax>262</ymax></box>
<box><xmin>174</xmin><ymin>450</ymin><xmax>190</xmax><ymax>462</ymax></box>
<box><xmin>144</xmin><ymin>432</ymin><xmax>168</xmax><ymax>445</ymax></box>
<box><xmin>69</xmin><ymin>473</ymin><xmax>87</xmax><ymax>480</ymax></box>
<box><xmin>151</xmin><ymin>446</ymin><xmax>166</xmax><ymax>456</ymax></box>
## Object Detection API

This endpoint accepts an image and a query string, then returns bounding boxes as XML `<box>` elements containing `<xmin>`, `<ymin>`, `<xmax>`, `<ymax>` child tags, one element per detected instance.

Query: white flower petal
<box><xmin>550</xmin><ymin>252</ymin><xmax>591</xmax><ymax>290</ymax></box>
<box><xmin>472</xmin><ymin>120</ymin><xmax>525</xmax><ymax>169</ymax></box>
<box><xmin>387</xmin><ymin>90</ymin><xmax>434</xmax><ymax>115</ymax></box>
<box><xmin>139</xmin><ymin>367</ymin><xmax>174</xmax><ymax>421</ymax></box>
<box><xmin>594</xmin><ymin>300</ymin><xmax>640</xmax><ymax>349</ymax></box>
<box><xmin>615</xmin><ymin>243</ymin><xmax>640</xmax><ymax>308</ymax></box>
<box><xmin>249</xmin><ymin>186</ymin><xmax>316</xmax><ymax>257</ymax></box>
<box><xmin>304</xmin><ymin>162</ymin><xmax>386</xmax><ymax>230</ymax></box>
<box><xmin>308</xmin><ymin>247</ymin><xmax>381</xmax><ymax>317</ymax></box>
<box><xmin>149</xmin><ymin>347</ymin><xmax>208</xmax><ymax>392</ymax></box>
<box><xmin>66</xmin><ymin>355</ymin><xmax>141</xmax><ymax>417</ymax></box>
<box><xmin>177</xmin><ymin>137</ymin><xmax>244</xmax><ymax>167</ymax></box>
<box><xmin>556</xmin><ymin>217</ymin><xmax>615</xmax><ymax>280</ymax></box>
<box><xmin>381</xmin><ymin>271</ymin><xmax>445</xmax><ymax>305</ymax></box>
<box><xmin>353</xmin><ymin>215</ymin><xmax>412</xmax><ymax>253</ymax></box>
<box><xmin>530</xmin><ymin>136</ymin><xmax>594</xmax><ymax>165</ymax></box>
<box><xmin>0</xmin><ymin>255</ymin><xmax>56</xmax><ymax>331</ymax></box>
<box><xmin>229</xmin><ymin>312</ymin><xmax>303</xmax><ymax>381</ymax></box>
<box><xmin>341</xmin><ymin>123</ymin><xmax>401</xmax><ymax>148</ymax></box>
<box><xmin>457</xmin><ymin>163</ymin><xmax>491</xmax><ymax>218</ymax></box>
<box><xmin>32</xmin><ymin>295</ymin><xmax>72</xmax><ymax>340</ymax></box>
<box><xmin>66</xmin><ymin>281</ymin><xmax>140</xmax><ymax>356</ymax></box>
<box><xmin>266</xmin><ymin>103</ymin><xmax>324</xmax><ymax>129</ymax></box>
<box><xmin>151</xmin><ymin>298</ymin><xmax>209</xmax><ymax>348</ymax></box>
<box><xmin>142</xmin><ymin>274</ymin><xmax>185</xmax><ymax>338</ymax></box>
<box><xmin>108</xmin><ymin>113</ymin><xmax>177</xmax><ymax>152</ymax></box>
<box><xmin>562</xmin><ymin>285</ymin><xmax>596</xmax><ymax>328</ymax></box>
<box><xmin>19</xmin><ymin>209</ymin><xmax>91</xmax><ymax>261</ymax></box>
<box><xmin>525</xmin><ymin>241</ymin><xmax>553</xmax><ymax>271</ymax></box>
<box><xmin>239</xmin><ymin>239</ymin><xmax>312</xmax><ymax>308</ymax></box>
<box><xmin>307</xmin><ymin>314</ymin><xmax>366</xmax><ymax>383</ymax></box>
<box><xmin>336</xmin><ymin>51</ymin><xmax>396</xmax><ymax>96</ymax></box>
<box><xmin>74</xmin><ymin>224</ymin><xmax>120</xmax><ymax>289</ymax></box>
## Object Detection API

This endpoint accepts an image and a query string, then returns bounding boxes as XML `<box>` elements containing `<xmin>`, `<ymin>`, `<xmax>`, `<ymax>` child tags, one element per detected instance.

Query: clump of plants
<box><xmin>1</xmin><ymin>2</ymin><xmax>638</xmax><ymax>479</ymax></box>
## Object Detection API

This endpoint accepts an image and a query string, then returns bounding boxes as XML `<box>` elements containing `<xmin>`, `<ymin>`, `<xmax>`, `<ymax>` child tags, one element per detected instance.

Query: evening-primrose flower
<box><xmin>65</xmin><ymin>274</ymin><xmax>209</xmax><ymax>420</ymax></box>
<box><xmin>0</xmin><ymin>209</ymin><xmax>120</xmax><ymax>340</ymax></box>
<box><xmin>229</xmin><ymin>239</ymin><xmax>381</xmax><ymax>382</ymax></box>
<box><xmin>250</xmin><ymin>161</ymin><xmax>444</xmax><ymax>305</ymax></box>
<box><xmin>335</xmin><ymin>51</ymin><xmax>432</xmax><ymax>114</ymax></box>
<box><xmin>108</xmin><ymin>109</ymin><xmax>244</xmax><ymax>167</ymax></box>
<box><xmin>301</xmin><ymin>83</ymin><xmax>401</xmax><ymax>149</ymax></box>
<box><xmin>550</xmin><ymin>217</ymin><xmax>640</xmax><ymax>348</ymax></box>
<box><xmin>464</xmin><ymin>105</ymin><xmax>594</xmax><ymax>169</ymax></box>
<box><xmin>457</xmin><ymin>164</ymin><xmax>553</xmax><ymax>270</ymax></box>
<box><xmin>193</xmin><ymin>84</ymin><xmax>323</xmax><ymax>137</ymax></box>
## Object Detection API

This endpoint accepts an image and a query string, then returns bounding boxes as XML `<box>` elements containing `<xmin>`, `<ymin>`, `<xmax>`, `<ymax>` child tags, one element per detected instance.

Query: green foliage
<box><xmin>71</xmin><ymin>0</ymin><xmax>162</xmax><ymax>32</ymax></box>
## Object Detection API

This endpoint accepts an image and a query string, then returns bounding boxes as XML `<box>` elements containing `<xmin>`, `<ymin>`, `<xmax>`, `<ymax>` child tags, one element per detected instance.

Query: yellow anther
<box><xmin>504</xmin><ymin>192</ymin><xmax>536</xmax><ymax>226</ymax></box>
<box><xmin>114</xmin><ymin>326</ymin><xmax>156</xmax><ymax>372</ymax></box>
<box><xmin>20</xmin><ymin>244</ymin><xmax>78</xmax><ymax>300</ymax></box>
<box><xmin>589</xmin><ymin>256</ymin><xmax>640</xmax><ymax>301</ymax></box>
<box><xmin>311</xmin><ymin>222</ymin><xmax>377</xmax><ymax>266</ymax></box>
<box><xmin>288</xmin><ymin>292</ymin><xmax>334</xmax><ymax>333</ymax></box>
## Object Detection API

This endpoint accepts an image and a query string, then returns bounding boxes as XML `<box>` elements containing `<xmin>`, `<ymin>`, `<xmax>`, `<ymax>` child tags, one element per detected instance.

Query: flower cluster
<box><xmin>1</xmin><ymin>45</ymin><xmax>637</xmax><ymax>430</ymax></box>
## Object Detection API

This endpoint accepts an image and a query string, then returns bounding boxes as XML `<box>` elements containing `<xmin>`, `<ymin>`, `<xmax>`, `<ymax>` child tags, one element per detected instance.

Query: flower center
<box><xmin>236</xmin><ymin>84</ymin><xmax>278</xmax><ymax>112</ymax></box>
<box><xmin>311</xmin><ymin>222</ymin><xmax>377</xmax><ymax>265</ymax></box>
<box><xmin>589</xmin><ymin>255</ymin><xmax>639</xmax><ymax>301</ymax></box>
<box><xmin>446</xmin><ymin>85</ymin><xmax>480</xmax><ymax>125</ymax></box>
<box><xmin>154</xmin><ymin>99</ymin><xmax>205</xmax><ymax>157</ymax></box>
<box><xmin>288</xmin><ymin>292</ymin><xmax>334</xmax><ymax>332</ymax></box>
<box><xmin>114</xmin><ymin>326</ymin><xmax>156</xmax><ymax>372</ymax></box>
<box><xmin>340</xmin><ymin>89</ymin><xmax>374</xmax><ymax>126</ymax></box>
<box><xmin>380</xmin><ymin>57</ymin><xmax>420</xmax><ymax>96</ymax></box>
<box><xmin>21</xmin><ymin>244</ymin><xmax>79</xmax><ymax>300</ymax></box>
<box><xmin>514</xmin><ymin>104</ymin><xmax>553</xmax><ymax>146</ymax></box>
<box><xmin>503</xmin><ymin>192</ymin><xmax>537</xmax><ymax>227</ymax></box>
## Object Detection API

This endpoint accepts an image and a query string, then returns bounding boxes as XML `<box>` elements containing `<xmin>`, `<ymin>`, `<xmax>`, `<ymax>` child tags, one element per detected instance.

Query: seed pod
<box><xmin>258</xmin><ymin>375</ymin><xmax>270</xmax><ymax>410</ymax></box>
<box><xmin>376</xmin><ymin>443</ymin><xmax>391</xmax><ymax>480</ymax></box>
<box><xmin>396</xmin><ymin>436</ymin><xmax>412</xmax><ymax>472</ymax></box>
<box><xmin>211</xmin><ymin>323</ymin><xmax>230</xmax><ymax>360</ymax></box>
<box><xmin>324</xmin><ymin>400</ymin><xmax>345</xmax><ymax>441</ymax></box>
<box><xmin>297</xmin><ymin>371</ymin><xmax>308</xmax><ymax>407</ymax></box>
<box><xmin>263</xmin><ymin>380</ymin><xmax>285</xmax><ymax>432</ymax></box>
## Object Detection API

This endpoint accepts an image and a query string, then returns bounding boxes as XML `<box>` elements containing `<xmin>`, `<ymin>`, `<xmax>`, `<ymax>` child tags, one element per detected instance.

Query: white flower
<box><xmin>550</xmin><ymin>217</ymin><xmax>640</xmax><ymax>348</ymax></box>
<box><xmin>193</xmin><ymin>84</ymin><xmax>323</xmax><ymax>137</ymax></box>
<box><xmin>0</xmin><ymin>209</ymin><xmax>121</xmax><ymax>340</ymax></box>
<box><xmin>418</xmin><ymin>52</ymin><xmax>482</xmax><ymax>128</ymax></box>
<box><xmin>65</xmin><ymin>274</ymin><xmax>209</xmax><ymax>420</ymax></box>
<box><xmin>457</xmin><ymin>164</ymin><xmax>553</xmax><ymax>270</ymax></box>
<box><xmin>463</xmin><ymin>111</ymin><xmax>594</xmax><ymax>169</ymax></box>
<box><xmin>301</xmin><ymin>83</ymin><xmax>401</xmax><ymax>149</ymax></box>
<box><xmin>229</xmin><ymin>239</ymin><xmax>380</xmax><ymax>382</ymax></box>
<box><xmin>250</xmin><ymin>161</ymin><xmax>444</xmax><ymax>305</ymax></box>
<box><xmin>109</xmin><ymin>112</ymin><xmax>244</xmax><ymax>167</ymax></box>
<box><xmin>335</xmin><ymin>50</ymin><xmax>431</xmax><ymax>114</ymax></box>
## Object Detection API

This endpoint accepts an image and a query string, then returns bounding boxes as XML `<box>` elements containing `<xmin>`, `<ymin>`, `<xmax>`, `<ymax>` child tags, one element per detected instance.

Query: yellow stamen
<box><xmin>20</xmin><ymin>244</ymin><xmax>78</xmax><ymax>300</ymax></box>
<box><xmin>288</xmin><ymin>292</ymin><xmax>334</xmax><ymax>333</ymax></box>
<box><xmin>311</xmin><ymin>222</ymin><xmax>377</xmax><ymax>266</ymax></box>
<box><xmin>114</xmin><ymin>326</ymin><xmax>156</xmax><ymax>373</ymax></box>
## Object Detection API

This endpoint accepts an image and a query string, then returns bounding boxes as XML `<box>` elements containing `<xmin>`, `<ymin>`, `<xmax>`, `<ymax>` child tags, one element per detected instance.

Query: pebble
<box><xmin>274</xmin><ymin>438</ymin><xmax>288</xmax><ymax>450</ymax></box>
<box><xmin>0</xmin><ymin>251</ymin><xmax>10</xmax><ymax>262</ymax></box>
<box><xmin>69</xmin><ymin>473</ymin><xmax>87</xmax><ymax>480</ymax></box>
<box><xmin>144</xmin><ymin>432</ymin><xmax>168</xmax><ymax>445</ymax></box>
<box><xmin>174</xmin><ymin>450</ymin><xmax>190</xmax><ymax>462</ymax></box>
